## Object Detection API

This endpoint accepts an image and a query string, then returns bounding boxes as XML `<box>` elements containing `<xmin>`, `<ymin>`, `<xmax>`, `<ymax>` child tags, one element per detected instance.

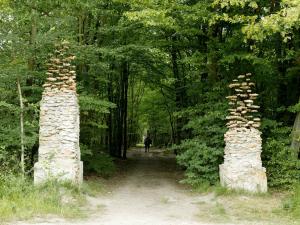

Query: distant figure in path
<box><xmin>144</xmin><ymin>136</ymin><xmax>152</xmax><ymax>153</ymax></box>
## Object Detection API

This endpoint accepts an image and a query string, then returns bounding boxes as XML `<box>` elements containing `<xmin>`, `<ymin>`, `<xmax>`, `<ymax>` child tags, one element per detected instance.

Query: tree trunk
<box><xmin>17</xmin><ymin>79</ymin><xmax>25</xmax><ymax>177</ymax></box>
<box><xmin>28</xmin><ymin>8</ymin><xmax>37</xmax><ymax>71</ymax></box>
<box><xmin>207</xmin><ymin>52</ymin><xmax>218</xmax><ymax>84</ymax></box>
<box><xmin>116</xmin><ymin>66</ymin><xmax>124</xmax><ymax>158</ymax></box>
<box><xmin>78</xmin><ymin>14</ymin><xmax>84</xmax><ymax>44</ymax></box>
<box><xmin>122</xmin><ymin>62</ymin><xmax>129</xmax><ymax>159</ymax></box>
<box><xmin>107</xmin><ymin>69</ymin><xmax>114</xmax><ymax>156</ymax></box>
<box><xmin>160</xmin><ymin>88</ymin><xmax>175</xmax><ymax>145</ymax></box>
<box><xmin>171</xmin><ymin>44</ymin><xmax>186</xmax><ymax>145</ymax></box>
<box><xmin>207</xmin><ymin>26</ymin><xmax>219</xmax><ymax>85</ymax></box>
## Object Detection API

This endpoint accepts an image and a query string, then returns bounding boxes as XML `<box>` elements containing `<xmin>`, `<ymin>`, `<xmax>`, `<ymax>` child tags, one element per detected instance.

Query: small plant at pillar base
<box><xmin>43</xmin><ymin>41</ymin><xmax>77</xmax><ymax>92</ymax></box>
<box><xmin>226</xmin><ymin>73</ymin><xmax>261</xmax><ymax>129</ymax></box>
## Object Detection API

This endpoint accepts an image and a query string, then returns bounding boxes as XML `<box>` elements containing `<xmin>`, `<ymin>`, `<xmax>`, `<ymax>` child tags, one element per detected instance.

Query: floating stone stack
<box><xmin>225</xmin><ymin>73</ymin><xmax>261</xmax><ymax>129</ymax></box>
<box><xmin>34</xmin><ymin>41</ymin><xmax>83</xmax><ymax>185</ymax></box>
<box><xmin>219</xmin><ymin>73</ymin><xmax>267</xmax><ymax>193</ymax></box>
<box><xmin>43</xmin><ymin>43</ymin><xmax>77</xmax><ymax>92</ymax></box>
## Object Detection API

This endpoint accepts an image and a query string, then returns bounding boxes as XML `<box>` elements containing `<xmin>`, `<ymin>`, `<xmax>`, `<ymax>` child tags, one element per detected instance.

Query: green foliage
<box><xmin>243</xmin><ymin>0</ymin><xmax>300</xmax><ymax>41</ymax></box>
<box><xmin>289</xmin><ymin>102</ymin><xmax>300</xmax><ymax>113</ymax></box>
<box><xmin>0</xmin><ymin>79</ymin><xmax>39</xmax><ymax>174</ymax></box>
<box><xmin>176</xmin><ymin>142</ymin><xmax>223</xmax><ymax>186</ymax></box>
<box><xmin>80</xmin><ymin>95</ymin><xmax>116</xmax><ymax>115</ymax></box>
<box><xmin>80</xmin><ymin>95</ymin><xmax>116</xmax><ymax>150</ymax></box>
<box><xmin>174</xmin><ymin>84</ymin><xmax>227</xmax><ymax>186</ymax></box>
<box><xmin>261</xmin><ymin>119</ymin><xmax>300</xmax><ymax>187</ymax></box>
<box><xmin>83</xmin><ymin>151</ymin><xmax>116</xmax><ymax>177</ymax></box>
<box><xmin>139</xmin><ymin>88</ymin><xmax>175</xmax><ymax>147</ymax></box>
<box><xmin>0</xmin><ymin>0</ymin><xmax>299</xmax><ymax>194</ymax></box>
<box><xmin>264</xmin><ymin>140</ymin><xmax>300</xmax><ymax>188</ymax></box>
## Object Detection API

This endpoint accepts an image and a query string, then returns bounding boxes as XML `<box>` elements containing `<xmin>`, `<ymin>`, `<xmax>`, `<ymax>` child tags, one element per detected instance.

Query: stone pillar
<box><xmin>219</xmin><ymin>73</ymin><xmax>267</xmax><ymax>193</ymax></box>
<box><xmin>220</xmin><ymin>128</ymin><xmax>267</xmax><ymax>192</ymax></box>
<box><xmin>34</xmin><ymin>42</ymin><xmax>83</xmax><ymax>185</ymax></box>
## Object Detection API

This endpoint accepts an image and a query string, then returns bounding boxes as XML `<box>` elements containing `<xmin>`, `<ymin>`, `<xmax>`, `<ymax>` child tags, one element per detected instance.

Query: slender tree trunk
<box><xmin>116</xmin><ymin>66</ymin><xmax>124</xmax><ymax>158</ymax></box>
<box><xmin>128</xmin><ymin>75</ymin><xmax>135</xmax><ymax>147</ymax></box>
<box><xmin>207</xmin><ymin>26</ymin><xmax>219</xmax><ymax>85</ymax></box>
<box><xmin>24</xmin><ymin>8</ymin><xmax>37</xmax><ymax>169</ymax></box>
<box><xmin>107</xmin><ymin>70</ymin><xmax>114</xmax><ymax>156</ymax></box>
<box><xmin>78</xmin><ymin>14</ymin><xmax>84</xmax><ymax>44</ymax></box>
<box><xmin>291</xmin><ymin>98</ymin><xmax>300</xmax><ymax>158</ymax></box>
<box><xmin>207</xmin><ymin>53</ymin><xmax>218</xmax><ymax>84</ymax></box>
<box><xmin>28</xmin><ymin>8</ymin><xmax>37</xmax><ymax>71</ymax></box>
<box><xmin>17</xmin><ymin>79</ymin><xmax>25</xmax><ymax>177</ymax></box>
<box><xmin>122</xmin><ymin>62</ymin><xmax>129</xmax><ymax>159</ymax></box>
<box><xmin>160</xmin><ymin>88</ymin><xmax>175</xmax><ymax>145</ymax></box>
<box><xmin>171</xmin><ymin>45</ymin><xmax>184</xmax><ymax>145</ymax></box>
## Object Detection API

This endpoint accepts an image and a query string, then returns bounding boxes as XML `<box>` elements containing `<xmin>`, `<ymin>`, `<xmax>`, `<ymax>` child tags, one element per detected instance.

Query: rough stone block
<box><xmin>34</xmin><ymin>91</ymin><xmax>83</xmax><ymax>185</ymax></box>
<box><xmin>219</xmin><ymin>128</ymin><xmax>267</xmax><ymax>193</ymax></box>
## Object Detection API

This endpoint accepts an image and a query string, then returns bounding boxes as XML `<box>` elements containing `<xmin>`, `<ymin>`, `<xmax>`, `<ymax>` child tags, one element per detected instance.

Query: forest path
<box><xmin>88</xmin><ymin>148</ymin><xmax>202</xmax><ymax>225</ymax></box>
<box><xmin>15</xmin><ymin>148</ymin><xmax>274</xmax><ymax>225</ymax></box>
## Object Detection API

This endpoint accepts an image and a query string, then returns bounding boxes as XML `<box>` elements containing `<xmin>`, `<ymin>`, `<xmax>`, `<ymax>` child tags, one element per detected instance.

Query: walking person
<box><xmin>144</xmin><ymin>136</ymin><xmax>152</xmax><ymax>153</ymax></box>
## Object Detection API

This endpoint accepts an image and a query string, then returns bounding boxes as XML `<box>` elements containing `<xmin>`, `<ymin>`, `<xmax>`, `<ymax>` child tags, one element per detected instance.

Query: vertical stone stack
<box><xmin>219</xmin><ymin>73</ymin><xmax>267</xmax><ymax>193</ymax></box>
<box><xmin>225</xmin><ymin>73</ymin><xmax>261</xmax><ymax>129</ymax></box>
<box><xmin>34</xmin><ymin>41</ymin><xmax>83</xmax><ymax>185</ymax></box>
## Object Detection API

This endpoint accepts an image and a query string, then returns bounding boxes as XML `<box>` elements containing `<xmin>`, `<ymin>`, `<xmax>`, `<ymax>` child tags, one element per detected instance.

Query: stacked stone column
<box><xmin>34</xmin><ymin>41</ymin><xmax>83</xmax><ymax>185</ymax></box>
<box><xmin>219</xmin><ymin>73</ymin><xmax>267</xmax><ymax>193</ymax></box>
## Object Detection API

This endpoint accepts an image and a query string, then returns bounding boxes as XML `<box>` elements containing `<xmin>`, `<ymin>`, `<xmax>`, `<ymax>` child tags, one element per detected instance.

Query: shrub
<box><xmin>261</xmin><ymin>119</ymin><xmax>300</xmax><ymax>188</ymax></box>
<box><xmin>83</xmin><ymin>152</ymin><xmax>116</xmax><ymax>177</ymax></box>
<box><xmin>176</xmin><ymin>141</ymin><xmax>223</xmax><ymax>186</ymax></box>
<box><xmin>174</xmin><ymin>84</ymin><xmax>227</xmax><ymax>186</ymax></box>
<box><xmin>263</xmin><ymin>139</ymin><xmax>300</xmax><ymax>187</ymax></box>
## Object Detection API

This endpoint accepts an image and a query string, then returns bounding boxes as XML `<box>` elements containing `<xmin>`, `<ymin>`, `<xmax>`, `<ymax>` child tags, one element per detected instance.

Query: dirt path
<box><xmin>15</xmin><ymin>148</ymin><xmax>280</xmax><ymax>225</ymax></box>
<box><xmin>91</xmin><ymin>148</ymin><xmax>201</xmax><ymax>225</ymax></box>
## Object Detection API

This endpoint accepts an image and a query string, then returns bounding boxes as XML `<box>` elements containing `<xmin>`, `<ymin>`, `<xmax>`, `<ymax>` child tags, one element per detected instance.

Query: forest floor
<box><xmin>13</xmin><ymin>148</ymin><xmax>298</xmax><ymax>225</ymax></box>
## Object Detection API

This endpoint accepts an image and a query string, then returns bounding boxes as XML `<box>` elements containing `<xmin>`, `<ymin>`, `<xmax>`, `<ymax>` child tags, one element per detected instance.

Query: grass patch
<box><xmin>195</xmin><ymin>184</ymin><xmax>300</xmax><ymax>224</ymax></box>
<box><xmin>213</xmin><ymin>202</ymin><xmax>227</xmax><ymax>216</ymax></box>
<box><xmin>197</xmin><ymin>202</ymin><xmax>230</xmax><ymax>223</ymax></box>
<box><xmin>214</xmin><ymin>185</ymin><xmax>270</xmax><ymax>197</ymax></box>
<box><xmin>82</xmin><ymin>177</ymin><xmax>105</xmax><ymax>197</ymax></box>
<box><xmin>281</xmin><ymin>184</ymin><xmax>300</xmax><ymax>219</ymax></box>
<box><xmin>185</xmin><ymin>181</ymin><xmax>213</xmax><ymax>194</ymax></box>
<box><xmin>0</xmin><ymin>174</ymin><xmax>104</xmax><ymax>223</ymax></box>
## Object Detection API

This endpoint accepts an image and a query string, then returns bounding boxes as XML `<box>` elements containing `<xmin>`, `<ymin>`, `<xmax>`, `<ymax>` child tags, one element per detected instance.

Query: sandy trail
<box><xmin>92</xmin><ymin>148</ymin><xmax>201</xmax><ymax>225</ymax></box>
<box><xmin>14</xmin><ymin>148</ymin><xmax>268</xmax><ymax>225</ymax></box>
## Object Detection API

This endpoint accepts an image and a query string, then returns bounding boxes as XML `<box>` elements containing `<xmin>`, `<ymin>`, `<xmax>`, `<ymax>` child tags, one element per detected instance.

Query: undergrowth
<box><xmin>282</xmin><ymin>184</ymin><xmax>300</xmax><ymax>219</ymax></box>
<box><xmin>193</xmin><ymin>182</ymin><xmax>300</xmax><ymax>224</ymax></box>
<box><xmin>174</xmin><ymin>84</ymin><xmax>227</xmax><ymax>186</ymax></box>
<box><xmin>81</xmin><ymin>144</ymin><xmax>116</xmax><ymax>177</ymax></box>
<box><xmin>0</xmin><ymin>174</ymin><xmax>103</xmax><ymax>222</ymax></box>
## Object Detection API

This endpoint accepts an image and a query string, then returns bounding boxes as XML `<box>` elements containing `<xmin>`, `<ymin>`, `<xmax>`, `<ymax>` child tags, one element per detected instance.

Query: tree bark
<box><xmin>122</xmin><ymin>62</ymin><xmax>129</xmax><ymax>159</ymax></box>
<box><xmin>28</xmin><ymin>8</ymin><xmax>37</xmax><ymax>71</ymax></box>
<box><xmin>171</xmin><ymin>43</ymin><xmax>186</xmax><ymax>145</ymax></box>
<box><xmin>116</xmin><ymin>66</ymin><xmax>124</xmax><ymax>158</ymax></box>
<box><xmin>17</xmin><ymin>79</ymin><xmax>25</xmax><ymax>177</ymax></box>
<box><xmin>107</xmin><ymin>69</ymin><xmax>114</xmax><ymax>156</ymax></box>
